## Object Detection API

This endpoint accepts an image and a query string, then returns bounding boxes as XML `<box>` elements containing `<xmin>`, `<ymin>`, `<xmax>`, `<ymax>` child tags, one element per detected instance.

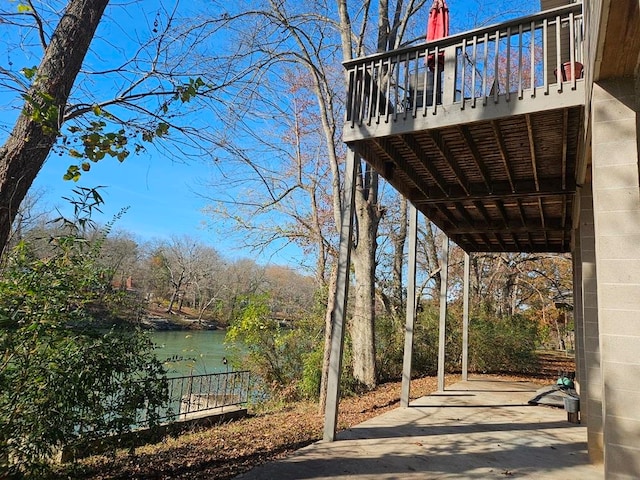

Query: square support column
<box><xmin>323</xmin><ymin>148</ymin><xmax>357</xmax><ymax>442</ymax></box>
<box><xmin>579</xmin><ymin>178</ymin><xmax>604</xmax><ymax>463</ymax></box>
<box><xmin>572</xmin><ymin>233</ymin><xmax>585</xmax><ymax>397</ymax></box>
<box><xmin>400</xmin><ymin>203</ymin><xmax>418</xmax><ymax>407</ymax></box>
<box><xmin>592</xmin><ymin>78</ymin><xmax>640</xmax><ymax>476</ymax></box>
<box><xmin>437</xmin><ymin>236</ymin><xmax>449</xmax><ymax>392</ymax></box>
<box><xmin>462</xmin><ymin>252</ymin><xmax>470</xmax><ymax>382</ymax></box>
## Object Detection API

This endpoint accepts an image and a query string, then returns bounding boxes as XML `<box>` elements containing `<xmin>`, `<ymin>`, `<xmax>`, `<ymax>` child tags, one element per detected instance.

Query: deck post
<box><xmin>323</xmin><ymin>147</ymin><xmax>357</xmax><ymax>442</ymax></box>
<box><xmin>572</xmin><ymin>232</ymin><xmax>586</xmax><ymax>397</ymax></box>
<box><xmin>437</xmin><ymin>236</ymin><xmax>449</xmax><ymax>392</ymax></box>
<box><xmin>578</xmin><ymin>177</ymin><xmax>603</xmax><ymax>462</ymax></box>
<box><xmin>462</xmin><ymin>252</ymin><xmax>470</xmax><ymax>381</ymax></box>
<box><xmin>400</xmin><ymin>203</ymin><xmax>418</xmax><ymax>407</ymax></box>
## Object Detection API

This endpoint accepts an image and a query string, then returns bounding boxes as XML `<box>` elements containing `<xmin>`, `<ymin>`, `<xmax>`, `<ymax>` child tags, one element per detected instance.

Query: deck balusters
<box><xmin>343</xmin><ymin>4</ymin><xmax>582</xmax><ymax>131</ymax></box>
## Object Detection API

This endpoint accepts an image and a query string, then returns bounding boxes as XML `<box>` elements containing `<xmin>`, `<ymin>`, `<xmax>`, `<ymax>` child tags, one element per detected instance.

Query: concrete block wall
<box><xmin>591</xmin><ymin>78</ymin><xmax>640</xmax><ymax>478</ymax></box>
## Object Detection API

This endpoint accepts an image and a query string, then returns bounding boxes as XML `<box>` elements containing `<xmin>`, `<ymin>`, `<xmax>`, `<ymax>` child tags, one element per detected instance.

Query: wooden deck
<box><xmin>344</xmin><ymin>4</ymin><xmax>585</xmax><ymax>253</ymax></box>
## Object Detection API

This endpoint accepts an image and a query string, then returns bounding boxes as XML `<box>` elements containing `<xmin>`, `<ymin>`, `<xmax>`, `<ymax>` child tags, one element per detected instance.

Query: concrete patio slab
<box><xmin>235</xmin><ymin>378</ymin><xmax>603</xmax><ymax>479</ymax></box>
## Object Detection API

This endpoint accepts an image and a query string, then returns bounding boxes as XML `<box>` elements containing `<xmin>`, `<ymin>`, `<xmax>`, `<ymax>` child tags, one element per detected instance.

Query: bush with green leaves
<box><xmin>468</xmin><ymin>312</ymin><xmax>539</xmax><ymax>374</ymax></box>
<box><xmin>375</xmin><ymin>304</ymin><xmax>459</xmax><ymax>379</ymax></box>
<box><xmin>0</xmin><ymin>190</ymin><xmax>168</xmax><ymax>478</ymax></box>
<box><xmin>225</xmin><ymin>293</ymin><xmax>327</xmax><ymax>402</ymax></box>
<box><xmin>375</xmin><ymin>302</ymin><xmax>540</xmax><ymax>380</ymax></box>
<box><xmin>375</xmin><ymin>314</ymin><xmax>406</xmax><ymax>381</ymax></box>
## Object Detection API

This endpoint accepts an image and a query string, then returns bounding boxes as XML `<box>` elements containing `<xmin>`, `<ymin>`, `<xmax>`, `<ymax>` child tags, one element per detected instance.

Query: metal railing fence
<box><xmin>138</xmin><ymin>370</ymin><xmax>251</xmax><ymax>426</ymax></box>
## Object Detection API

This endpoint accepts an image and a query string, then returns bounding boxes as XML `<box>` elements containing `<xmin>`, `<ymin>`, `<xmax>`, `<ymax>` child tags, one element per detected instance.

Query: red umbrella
<box><xmin>426</xmin><ymin>0</ymin><xmax>449</xmax><ymax>71</ymax></box>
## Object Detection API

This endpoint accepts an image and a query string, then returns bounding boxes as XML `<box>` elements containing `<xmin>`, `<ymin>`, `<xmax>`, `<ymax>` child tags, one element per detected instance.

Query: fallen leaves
<box><xmin>55</xmin><ymin>376</ymin><xmax>443</xmax><ymax>479</ymax></box>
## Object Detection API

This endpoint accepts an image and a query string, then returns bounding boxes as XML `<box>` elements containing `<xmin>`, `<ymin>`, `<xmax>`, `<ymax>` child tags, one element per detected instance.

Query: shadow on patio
<box><xmin>234</xmin><ymin>378</ymin><xmax>602</xmax><ymax>479</ymax></box>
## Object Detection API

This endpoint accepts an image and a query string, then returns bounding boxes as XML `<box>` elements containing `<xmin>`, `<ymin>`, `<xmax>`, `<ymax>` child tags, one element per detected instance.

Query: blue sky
<box><xmin>0</xmin><ymin>0</ymin><xmax>304</xmax><ymax>268</ymax></box>
<box><xmin>31</xmin><ymin>152</ymin><xmax>304</xmax><ymax>267</ymax></box>
<box><xmin>32</xmin><ymin>149</ymin><xmax>212</xmax><ymax>241</ymax></box>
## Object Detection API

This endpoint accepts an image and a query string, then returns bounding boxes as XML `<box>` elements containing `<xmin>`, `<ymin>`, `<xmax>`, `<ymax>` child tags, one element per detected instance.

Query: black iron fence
<box><xmin>138</xmin><ymin>370</ymin><xmax>252</xmax><ymax>426</ymax></box>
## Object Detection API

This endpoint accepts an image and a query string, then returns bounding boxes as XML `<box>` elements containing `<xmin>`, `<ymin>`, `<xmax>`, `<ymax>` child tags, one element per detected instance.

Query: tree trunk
<box><xmin>318</xmin><ymin>263</ymin><xmax>338</xmax><ymax>413</ymax></box>
<box><xmin>424</xmin><ymin>217</ymin><xmax>442</xmax><ymax>297</ymax></box>
<box><xmin>349</xmin><ymin>166</ymin><xmax>381</xmax><ymax>389</ymax></box>
<box><xmin>322</xmin><ymin>0</ymin><xmax>418</xmax><ymax>399</ymax></box>
<box><xmin>0</xmin><ymin>0</ymin><xmax>110</xmax><ymax>254</ymax></box>
<box><xmin>390</xmin><ymin>197</ymin><xmax>407</xmax><ymax>316</ymax></box>
<box><xmin>166</xmin><ymin>291</ymin><xmax>178</xmax><ymax>314</ymax></box>
<box><xmin>177</xmin><ymin>293</ymin><xmax>185</xmax><ymax>312</ymax></box>
<box><xmin>167</xmin><ymin>272</ymin><xmax>185</xmax><ymax>314</ymax></box>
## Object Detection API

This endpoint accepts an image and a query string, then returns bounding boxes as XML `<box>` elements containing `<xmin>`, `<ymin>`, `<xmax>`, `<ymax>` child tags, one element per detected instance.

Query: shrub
<box><xmin>375</xmin><ymin>314</ymin><xmax>405</xmax><ymax>382</ymax></box>
<box><xmin>300</xmin><ymin>347</ymin><xmax>323</xmax><ymax>399</ymax></box>
<box><xmin>468</xmin><ymin>313</ymin><xmax>539</xmax><ymax>373</ymax></box>
<box><xmin>0</xmin><ymin>193</ymin><xmax>168</xmax><ymax>478</ymax></box>
<box><xmin>226</xmin><ymin>294</ymin><xmax>324</xmax><ymax>401</ymax></box>
<box><xmin>375</xmin><ymin>303</ymin><xmax>540</xmax><ymax>380</ymax></box>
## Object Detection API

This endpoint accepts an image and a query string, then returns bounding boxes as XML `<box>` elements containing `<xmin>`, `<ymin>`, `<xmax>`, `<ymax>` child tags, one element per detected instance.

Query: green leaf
<box><xmin>63</xmin><ymin>165</ymin><xmax>82</xmax><ymax>181</ymax></box>
<box><xmin>17</xmin><ymin>3</ymin><xmax>32</xmax><ymax>12</ymax></box>
<box><xmin>63</xmin><ymin>173</ymin><xmax>81</xmax><ymax>182</ymax></box>
<box><xmin>20</xmin><ymin>66</ymin><xmax>38</xmax><ymax>80</ymax></box>
<box><xmin>37</xmin><ymin>91</ymin><xmax>55</xmax><ymax>104</ymax></box>
<box><xmin>85</xmin><ymin>133</ymin><xmax>101</xmax><ymax>145</ymax></box>
<box><xmin>90</xmin><ymin>189</ymin><xmax>104</xmax><ymax>204</ymax></box>
<box><xmin>155</xmin><ymin>122</ymin><xmax>169</xmax><ymax>137</ymax></box>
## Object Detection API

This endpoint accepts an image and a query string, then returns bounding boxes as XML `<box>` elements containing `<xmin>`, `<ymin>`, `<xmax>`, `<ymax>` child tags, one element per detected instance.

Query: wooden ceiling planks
<box><xmin>353</xmin><ymin>105</ymin><xmax>581</xmax><ymax>253</ymax></box>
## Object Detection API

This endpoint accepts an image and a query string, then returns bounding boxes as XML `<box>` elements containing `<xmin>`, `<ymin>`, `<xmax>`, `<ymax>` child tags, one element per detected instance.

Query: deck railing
<box><xmin>345</xmin><ymin>3</ymin><xmax>583</xmax><ymax>127</ymax></box>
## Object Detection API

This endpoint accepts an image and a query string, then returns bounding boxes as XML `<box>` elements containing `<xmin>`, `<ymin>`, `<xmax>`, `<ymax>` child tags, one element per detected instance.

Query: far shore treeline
<box><xmin>11</xmin><ymin>202</ymin><xmax>318</xmax><ymax>330</ymax></box>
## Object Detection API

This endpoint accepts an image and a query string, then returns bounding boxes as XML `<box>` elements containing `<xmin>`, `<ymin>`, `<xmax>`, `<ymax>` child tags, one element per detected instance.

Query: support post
<box><xmin>437</xmin><ymin>236</ymin><xmax>449</xmax><ymax>392</ymax></box>
<box><xmin>400</xmin><ymin>203</ymin><xmax>418</xmax><ymax>407</ymax></box>
<box><xmin>323</xmin><ymin>148</ymin><xmax>357</xmax><ymax>442</ymax></box>
<box><xmin>572</xmin><ymin>232</ymin><xmax>585</xmax><ymax>397</ymax></box>
<box><xmin>579</xmin><ymin>177</ymin><xmax>603</xmax><ymax>462</ymax></box>
<box><xmin>462</xmin><ymin>252</ymin><xmax>470</xmax><ymax>382</ymax></box>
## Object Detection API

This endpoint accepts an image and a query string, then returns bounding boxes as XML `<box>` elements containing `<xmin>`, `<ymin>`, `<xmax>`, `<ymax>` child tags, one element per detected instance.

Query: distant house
<box><xmin>111</xmin><ymin>275</ymin><xmax>135</xmax><ymax>291</ymax></box>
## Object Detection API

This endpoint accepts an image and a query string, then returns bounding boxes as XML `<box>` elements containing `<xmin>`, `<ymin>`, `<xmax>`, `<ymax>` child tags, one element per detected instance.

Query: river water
<box><xmin>150</xmin><ymin>330</ymin><xmax>234</xmax><ymax>377</ymax></box>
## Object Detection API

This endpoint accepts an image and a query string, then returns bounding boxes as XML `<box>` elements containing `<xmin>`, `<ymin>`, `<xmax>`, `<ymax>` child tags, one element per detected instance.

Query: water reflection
<box><xmin>150</xmin><ymin>330</ymin><xmax>231</xmax><ymax>377</ymax></box>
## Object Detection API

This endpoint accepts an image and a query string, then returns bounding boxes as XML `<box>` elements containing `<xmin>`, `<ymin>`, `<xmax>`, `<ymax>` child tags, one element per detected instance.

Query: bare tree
<box><xmin>198</xmin><ymin>0</ymin><xmax>430</xmax><ymax>397</ymax></box>
<box><xmin>186</xmin><ymin>245</ymin><xmax>226</xmax><ymax>323</ymax></box>
<box><xmin>202</xmin><ymin>69</ymin><xmax>337</xmax><ymax>286</ymax></box>
<box><xmin>97</xmin><ymin>230</ymin><xmax>140</xmax><ymax>288</ymax></box>
<box><xmin>155</xmin><ymin>236</ymin><xmax>206</xmax><ymax>314</ymax></box>
<box><xmin>220</xmin><ymin>258</ymin><xmax>267</xmax><ymax>324</ymax></box>
<box><xmin>264</xmin><ymin>265</ymin><xmax>317</xmax><ymax>319</ymax></box>
<box><xmin>375</xmin><ymin>193</ymin><xmax>407</xmax><ymax>318</ymax></box>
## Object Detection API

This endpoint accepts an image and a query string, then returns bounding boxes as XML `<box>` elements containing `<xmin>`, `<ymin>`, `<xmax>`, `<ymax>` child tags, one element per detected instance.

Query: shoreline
<box><xmin>141</xmin><ymin>316</ymin><xmax>220</xmax><ymax>331</ymax></box>
<box><xmin>141</xmin><ymin>307</ymin><xmax>224</xmax><ymax>331</ymax></box>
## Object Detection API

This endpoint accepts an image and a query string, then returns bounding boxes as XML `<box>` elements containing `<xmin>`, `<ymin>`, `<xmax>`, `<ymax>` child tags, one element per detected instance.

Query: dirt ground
<box><xmin>54</xmin><ymin>354</ymin><xmax>575</xmax><ymax>480</ymax></box>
